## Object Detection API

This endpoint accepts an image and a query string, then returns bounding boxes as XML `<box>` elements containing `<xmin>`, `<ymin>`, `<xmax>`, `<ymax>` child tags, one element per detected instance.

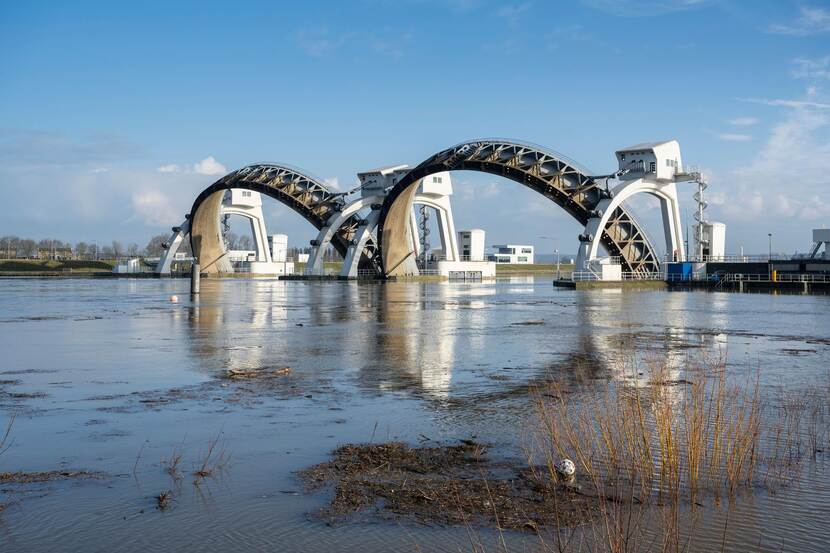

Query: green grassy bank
<box><xmin>0</xmin><ymin>259</ymin><xmax>116</xmax><ymax>274</ymax></box>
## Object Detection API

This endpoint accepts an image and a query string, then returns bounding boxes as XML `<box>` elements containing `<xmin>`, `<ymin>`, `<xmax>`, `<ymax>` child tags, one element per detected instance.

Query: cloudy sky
<box><xmin>1</xmin><ymin>0</ymin><xmax>829</xmax><ymax>255</ymax></box>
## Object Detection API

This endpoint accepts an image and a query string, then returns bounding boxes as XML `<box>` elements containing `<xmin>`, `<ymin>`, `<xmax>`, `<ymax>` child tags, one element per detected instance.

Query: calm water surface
<box><xmin>0</xmin><ymin>277</ymin><xmax>829</xmax><ymax>552</ymax></box>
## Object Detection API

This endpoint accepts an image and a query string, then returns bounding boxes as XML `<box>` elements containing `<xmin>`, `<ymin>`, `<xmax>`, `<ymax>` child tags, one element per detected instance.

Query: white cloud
<box><xmin>131</xmin><ymin>190</ymin><xmax>180</xmax><ymax>227</ymax></box>
<box><xmin>740</xmin><ymin>97</ymin><xmax>830</xmax><ymax>110</ymax></box>
<box><xmin>581</xmin><ymin>0</ymin><xmax>711</xmax><ymax>17</ymax></box>
<box><xmin>192</xmin><ymin>156</ymin><xmax>227</xmax><ymax>176</ymax></box>
<box><xmin>723</xmin><ymin>89</ymin><xmax>830</xmax><ymax>222</ymax></box>
<box><xmin>456</xmin><ymin>179</ymin><xmax>500</xmax><ymax>200</ymax></box>
<box><xmin>728</xmin><ymin>117</ymin><xmax>759</xmax><ymax>126</ymax></box>
<box><xmin>296</xmin><ymin>28</ymin><xmax>350</xmax><ymax>57</ymax></box>
<box><xmin>792</xmin><ymin>55</ymin><xmax>830</xmax><ymax>80</ymax></box>
<box><xmin>801</xmin><ymin>196</ymin><xmax>830</xmax><ymax>219</ymax></box>
<box><xmin>707</xmin><ymin>190</ymin><xmax>726</xmax><ymax>206</ymax></box>
<box><xmin>716</xmin><ymin>133</ymin><xmax>752</xmax><ymax>142</ymax></box>
<box><xmin>158</xmin><ymin>158</ymin><xmax>227</xmax><ymax>175</ymax></box>
<box><xmin>768</xmin><ymin>6</ymin><xmax>830</xmax><ymax>36</ymax></box>
<box><xmin>323</xmin><ymin>177</ymin><xmax>341</xmax><ymax>191</ymax></box>
<box><xmin>90</xmin><ymin>167</ymin><xmax>110</xmax><ymax>173</ymax></box>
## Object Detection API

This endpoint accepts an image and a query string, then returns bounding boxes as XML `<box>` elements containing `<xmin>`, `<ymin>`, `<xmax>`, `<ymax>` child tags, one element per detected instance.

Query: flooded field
<box><xmin>1</xmin><ymin>277</ymin><xmax>829</xmax><ymax>552</ymax></box>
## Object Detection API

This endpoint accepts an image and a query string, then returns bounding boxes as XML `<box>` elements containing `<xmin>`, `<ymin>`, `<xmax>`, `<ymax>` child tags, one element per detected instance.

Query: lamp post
<box><xmin>768</xmin><ymin>233</ymin><xmax>772</xmax><ymax>280</ymax></box>
<box><xmin>539</xmin><ymin>236</ymin><xmax>558</xmax><ymax>279</ymax></box>
<box><xmin>768</xmin><ymin>233</ymin><xmax>772</xmax><ymax>260</ymax></box>
<box><xmin>554</xmin><ymin>248</ymin><xmax>560</xmax><ymax>279</ymax></box>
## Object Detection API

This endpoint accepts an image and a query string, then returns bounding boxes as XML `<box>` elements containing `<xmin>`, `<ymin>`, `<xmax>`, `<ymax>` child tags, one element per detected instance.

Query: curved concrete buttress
<box><xmin>190</xmin><ymin>190</ymin><xmax>233</xmax><ymax>273</ymax></box>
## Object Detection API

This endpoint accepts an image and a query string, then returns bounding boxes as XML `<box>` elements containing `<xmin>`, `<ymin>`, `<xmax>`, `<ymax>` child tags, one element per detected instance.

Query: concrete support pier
<box><xmin>191</xmin><ymin>263</ymin><xmax>201</xmax><ymax>295</ymax></box>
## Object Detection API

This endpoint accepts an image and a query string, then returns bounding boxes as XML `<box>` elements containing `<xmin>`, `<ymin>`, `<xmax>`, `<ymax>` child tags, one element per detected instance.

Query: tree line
<box><xmin>0</xmin><ymin>234</ymin><xmax>336</xmax><ymax>262</ymax></box>
<box><xmin>0</xmin><ymin>235</ymin><xmax>191</xmax><ymax>260</ymax></box>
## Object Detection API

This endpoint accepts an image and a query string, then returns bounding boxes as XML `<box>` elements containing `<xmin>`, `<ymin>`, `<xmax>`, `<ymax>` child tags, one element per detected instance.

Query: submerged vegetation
<box><xmin>522</xmin><ymin>352</ymin><xmax>830</xmax><ymax>552</ymax></box>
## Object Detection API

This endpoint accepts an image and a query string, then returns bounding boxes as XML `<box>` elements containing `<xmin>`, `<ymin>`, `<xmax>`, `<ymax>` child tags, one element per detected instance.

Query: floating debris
<box><xmin>298</xmin><ymin>441</ymin><xmax>600</xmax><ymax>530</ymax></box>
<box><xmin>226</xmin><ymin>367</ymin><xmax>292</xmax><ymax>379</ymax></box>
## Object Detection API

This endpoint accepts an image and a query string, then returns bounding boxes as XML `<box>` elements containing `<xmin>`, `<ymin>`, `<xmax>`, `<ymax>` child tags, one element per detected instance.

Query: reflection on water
<box><xmin>0</xmin><ymin>277</ymin><xmax>829</xmax><ymax>552</ymax></box>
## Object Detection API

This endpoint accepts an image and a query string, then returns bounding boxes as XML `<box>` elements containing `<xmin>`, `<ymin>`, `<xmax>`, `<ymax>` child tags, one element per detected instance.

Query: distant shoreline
<box><xmin>0</xmin><ymin>259</ymin><xmax>574</xmax><ymax>278</ymax></box>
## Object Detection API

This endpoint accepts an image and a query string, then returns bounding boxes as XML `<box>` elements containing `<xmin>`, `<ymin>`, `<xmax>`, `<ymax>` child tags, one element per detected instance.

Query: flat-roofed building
<box><xmin>489</xmin><ymin>244</ymin><xmax>534</xmax><ymax>264</ymax></box>
<box><xmin>458</xmin><ymin>229</ymin><xmax>485</xmax><ymax>261</ymax></box>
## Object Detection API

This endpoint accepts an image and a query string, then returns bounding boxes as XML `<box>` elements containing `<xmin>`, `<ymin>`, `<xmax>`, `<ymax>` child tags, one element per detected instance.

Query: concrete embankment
<box><xmin>668</xmin><ymin>280</ymin><xmax>830</xmax><ymax>294</ymax></box>
<box><xmin>553</xmin><ymin>279</ymin><xmax>667</xmax><ymax>290</ymax></box>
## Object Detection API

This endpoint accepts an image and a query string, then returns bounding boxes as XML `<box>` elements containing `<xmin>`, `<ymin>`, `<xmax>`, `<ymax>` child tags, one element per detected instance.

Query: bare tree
<box><xmin>18</xmin><ymin>239</ymin><xmax>36</xmax><ymax>258</ymax></box>
<box><xmin>127</xmin><ymin>243</ymin><xmax>140</xmax><ymax>257</ymax></box>
<box><xmin>111</xmin><ymin>241</ymin><xmax>123</xmax><ymax>259</ymax></box>
<box><xmin>75</xmin><ymin>241</ymin><xmax>89</xmax><ymax>259</ymax></box>
<box><xmin>224</xmin><ymin>232</ymin><xmax>239</xmax><ymax>250</ymax></box>
<box><xmin>237</xmin><ymin>235</ymin><xmax>252</xmax><ymax>250</ymax></box>
<box><xmin>144</xmin><ymin>234</ymin><xmax>168</xmax><ymax>257</ymax></box>
<box><xmin>1</xmin><ymin>236</ymin><xmax>18</xmax><ymax>259</ymax></box>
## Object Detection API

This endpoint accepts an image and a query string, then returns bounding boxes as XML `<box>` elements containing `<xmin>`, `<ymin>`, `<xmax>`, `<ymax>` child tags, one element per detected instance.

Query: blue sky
<box><xmin>1</xmin><ymin>0</ymin><xmax>829</xmax><ymax>255</ymax></box>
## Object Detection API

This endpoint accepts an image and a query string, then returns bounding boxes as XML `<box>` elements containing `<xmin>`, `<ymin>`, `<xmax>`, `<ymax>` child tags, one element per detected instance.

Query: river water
<box><xmin>0</xmin><ymin>277</ymin><xmax>828</xmax><ymax>552</ymax></box>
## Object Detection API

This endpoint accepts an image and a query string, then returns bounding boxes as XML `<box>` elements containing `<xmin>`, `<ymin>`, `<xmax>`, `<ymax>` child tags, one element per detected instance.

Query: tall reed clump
<box><xmin>526</xmin><ymin>350</ymin><xmax>817</xmax><ymax>553</ymax></box>
<box><xmin>0</xmin><ymin>415</ymin><xmax>14</xmax><ymax>459</ymax></box>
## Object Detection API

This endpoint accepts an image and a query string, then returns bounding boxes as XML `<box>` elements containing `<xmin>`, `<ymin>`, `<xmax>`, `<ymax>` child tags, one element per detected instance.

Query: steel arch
<box><xmin>188</xmin><ymin>164</ymin><xmax>380</xmax><ymax>272</ymax></box>
<box><xmin>377</xmin><ymin>139</ymin><xmax>660</xmax><ymax>275</ymax></box>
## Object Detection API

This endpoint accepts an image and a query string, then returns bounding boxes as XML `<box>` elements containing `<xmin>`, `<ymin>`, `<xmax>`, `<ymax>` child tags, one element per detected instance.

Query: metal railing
<box><xmin>570</xmin><ymin>271</ymin><xmax>598</xmax><ymax>281</ymax></box>
<box><xmin>570</xmin><ymin>270</ymin><xmax>666</xmax><ymax>282</ymax></box>
<box><xmin>720</xmin><ymin>273</ymin><xmax>830</xmax><ymax>283</ymax></box>
<box><xmin>622</xmin><ymin>271</ymin><xmax>665</xmax><ymax>280</ymax></box>
<box><xmin>675</xmin><ymin>254</ymin><xmax>778</xmax><ymax>263</ymax></box>
<box><xmin>427</xmin><ymin>255</ymin><xmax>479</xmax><ymax>263</ymax></box>
<box><xmin>665</xmin><ymin>273</ymin><xmax>711</xmax><ymax>282</ymax></box>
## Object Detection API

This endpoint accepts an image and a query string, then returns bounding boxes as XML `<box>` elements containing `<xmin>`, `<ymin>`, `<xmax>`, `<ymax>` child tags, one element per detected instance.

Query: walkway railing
<box><xmin>570</xmin><ymin>271</ymin><xmax>600</xmax><ymax>281</ymax></box>
<box><xmin>570</xmin><ymin>270</ymin><xmax>666</xmax><ymax>282</ymax></box>
<box><xmin>719</xmin><ymin>273</ymin><xmax>830</xmax><ymax>283</ymax></box>
<box><xmin>675</xmin><ymin>254</ymin><xmax>778</xmax><ymax>263</ymax></box>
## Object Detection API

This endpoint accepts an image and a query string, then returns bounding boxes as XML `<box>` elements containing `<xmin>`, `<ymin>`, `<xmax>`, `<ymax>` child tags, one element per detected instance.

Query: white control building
<box><xmin>490</xmin><ymin>244</ymin><xmax>534</xmax><ymax>264</ymax></box>
<box><xmin>695</xmin><ymin>222</ymin><xmax>726</xmax><ymax>260</ymax></box>
<box><xmin>458</xmin><ymin>229</ymin><xmax>486</xmax><ymax>261</ymax></box>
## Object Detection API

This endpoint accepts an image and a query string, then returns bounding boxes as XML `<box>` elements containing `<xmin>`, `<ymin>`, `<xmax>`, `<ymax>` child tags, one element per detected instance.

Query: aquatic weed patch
<box><xmin>299</xmin><ymin>441</ymin><xmax>603</xmax><ymax>530</ymax></box>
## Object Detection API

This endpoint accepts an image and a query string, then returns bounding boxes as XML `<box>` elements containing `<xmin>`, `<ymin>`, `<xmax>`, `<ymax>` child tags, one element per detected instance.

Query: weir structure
<box><xmin>378</xmin><ymin>139</ymin><xmax>664</xmax><ymax>277</ymax></box>
<box><xmin>177</xmin><ymin>138</ymin><xmax>697</xmax><ymax>279</ymax></box>
<box><xmin>182</xmin><ymin>163</ymin><xmax>459</xmax><ymax>278</ymax></box>
<box><xmin>186</xmin><ymin>163</ymin><xmax>382</xmax><ymax>276</ymax></box>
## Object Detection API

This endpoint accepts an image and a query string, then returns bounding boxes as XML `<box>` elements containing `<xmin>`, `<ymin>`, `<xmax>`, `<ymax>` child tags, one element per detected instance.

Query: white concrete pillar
<box><xmin>155</xmin><ymin>219</ymin><xmax>190</xmax><ymax>275</ymax></box>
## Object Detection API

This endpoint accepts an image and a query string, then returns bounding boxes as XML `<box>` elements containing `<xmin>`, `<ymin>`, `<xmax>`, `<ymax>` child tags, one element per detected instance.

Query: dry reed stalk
<box><xmin>525</xmin><ymin>348</ymin><xmax>824</xmax><ymax>553</ymax></box>
<box><xmin>193</xmin><ymin>432</ymin><xmax>229</xmax><ymax>481</ymax></box>
<box><xmin>0</xmin><ymin>414</ymin><xmax>14</xmax><ymax>459</ymax></box>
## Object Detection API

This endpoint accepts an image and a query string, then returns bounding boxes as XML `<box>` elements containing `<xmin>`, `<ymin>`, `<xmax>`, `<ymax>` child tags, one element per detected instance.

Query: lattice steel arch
<box><xmin>188</xmin><ymin>163</ymin><xmax>380</xmax><ymax>273</ymax></box>
<box><xmin>377</xmin><ymin>139</ymin><xmax>659</xmax><ymax>276</ymax></box>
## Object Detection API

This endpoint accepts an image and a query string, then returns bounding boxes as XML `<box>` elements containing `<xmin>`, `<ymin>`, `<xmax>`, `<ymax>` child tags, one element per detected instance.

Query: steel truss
<box><xmin>378</xmin><ymin>140</ymin><xmax>659</xmax><ymax>274</ymax></box>
<box><xmin>188</xmin><ymin>164</ymin><xmax>381</xmax><ymax>272</ymax></box>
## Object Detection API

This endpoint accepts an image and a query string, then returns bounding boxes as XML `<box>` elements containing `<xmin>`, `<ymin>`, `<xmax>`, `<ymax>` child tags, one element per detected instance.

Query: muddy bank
<box><xmin>0</xmin><ymin>470</ymin><xmax>100</xmax><ymax>484</ymax></box>
<box><xmin>299</xmin><ymin>441</ymin><xmax>601</xmax><ymax>531</ymax></box>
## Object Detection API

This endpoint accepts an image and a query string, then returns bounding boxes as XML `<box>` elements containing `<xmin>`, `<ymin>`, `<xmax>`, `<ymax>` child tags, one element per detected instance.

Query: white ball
<box><xmin>555</xmin><ymin>458</ymin><xmax>576</xmax><ymax>478</ymax></box>
<box><xmin>169</xmin><ymin>295</ymin><xmax>179</xmax><ymax>303</ymax></box>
